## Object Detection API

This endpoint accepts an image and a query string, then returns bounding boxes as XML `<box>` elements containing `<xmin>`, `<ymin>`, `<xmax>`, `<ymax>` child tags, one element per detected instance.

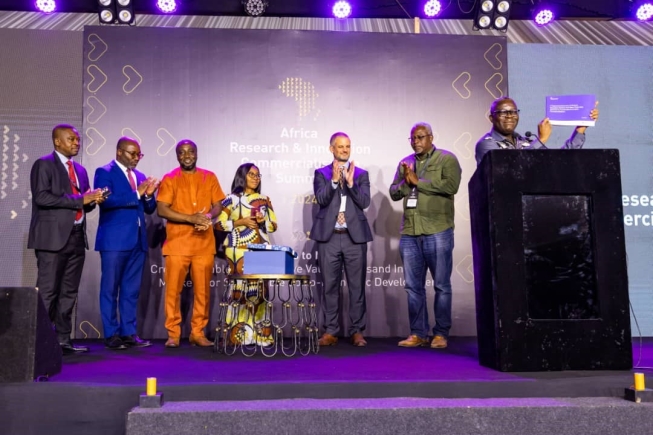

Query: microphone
<box><xmin>524</xmin><ymin>131</ymin><xmax>546</xmax><ymax>148</ymax></box>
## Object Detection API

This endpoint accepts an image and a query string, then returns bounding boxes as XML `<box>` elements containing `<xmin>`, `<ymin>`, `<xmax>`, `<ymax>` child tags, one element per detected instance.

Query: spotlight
<box><xmin>635</xmin><ymin>2</ymin><xmax>653</xmax><ymax>21</ymax></box>
<box><xmin>242</xmin><ymin>0</ymin><xmax>269</xmax><ymax>17</ymax></box>
<box><xmin>473</xmin><ymin>0</ymin><xmax>512</xmax><ymax>32</ymax></box>
<box><xmin>534</xmin><ymin>8</ymin><xmax>554</xmax><ymax>26</ymax></box>
<box><xmin>97</xmin><ymin>0</ymin><xmax>115</xmax><ymax>23</ymax></box>
<box><xmin>116</xmin><ymin>0</ymin><xmax>134</xmax><ymax>24</ymax></box>
<box><xmin>424</xmin><ymin>0</ymin><xmax>442</xmax><ymax>18</ymax></box>
<box><xmin>333</xmin><ymin>1</ymin><xmax>352</xmax><ymax>19</ymax></box>
<box><xmin>532</xmin><ymin>2</ymin><xmax>555</xmax><ymax>26</ymax></box>
<box><xmin>35</xmin><ymin>0</ymin><xmax>56</xmax><ymax>13</ymax></box>
<box><xmin>156</xmin><ymin>0</ymin><xmax>177</xmax><ymax>14</ymax></box>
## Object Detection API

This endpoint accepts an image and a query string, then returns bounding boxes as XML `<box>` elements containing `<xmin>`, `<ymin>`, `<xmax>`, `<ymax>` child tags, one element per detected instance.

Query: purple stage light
<box><xmin>534</xmin><ymin>9</ymin><xmax>554</xmax><ymax>26</ymax></box>
<box><xmin>332</xmin><ymin>1</ymin><xmax>352</xmax><ymax>19</ymax></box>
<box><xmin>35</xmin><ymin>0</ymin><xmax>56</xmax><ymax>13</ymax></box>
<box><xmin>636</xmin><ymin>3</ymin><xmax>653</xmax><ymax>21</ymax></box>
<box><xmin>156</xmin><ymin>0</ymin><xmax>177</xmax><ymax>14</ymax></box>
<box><xmin>424</xmin><ymin>0</ymin><xmax>442</xmax><ymax>18</ymax></box>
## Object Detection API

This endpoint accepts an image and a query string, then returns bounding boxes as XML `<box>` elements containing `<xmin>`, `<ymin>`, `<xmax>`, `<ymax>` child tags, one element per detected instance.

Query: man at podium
<box><xmin>475</xmin><ymin>97</ymin><xmax>599</xmax><ymax>165</ymax></box>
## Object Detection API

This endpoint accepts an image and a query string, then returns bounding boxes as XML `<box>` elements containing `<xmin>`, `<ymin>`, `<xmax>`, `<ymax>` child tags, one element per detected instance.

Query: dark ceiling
<box><xmin>0</xmin><ymin>0</ymin><xmax>635</xmax><ymax>20</ymax></box>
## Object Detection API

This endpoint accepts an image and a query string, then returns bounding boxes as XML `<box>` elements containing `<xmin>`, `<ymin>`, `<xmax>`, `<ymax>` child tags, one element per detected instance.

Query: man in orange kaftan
<box><xmin>156</xmin><ymin>140</ymin><xmax>226</xmax><ymax>348</ymax></box>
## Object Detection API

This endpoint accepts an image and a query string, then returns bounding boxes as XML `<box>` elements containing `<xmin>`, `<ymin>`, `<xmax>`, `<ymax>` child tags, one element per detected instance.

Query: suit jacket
<box><xmin>28</xmin><ymin>152</ymin><xmax>94</xmax><ymax>251</ymax></box>
<box><xmin>310</xmin><ymin>165</ymin><xmax>373</xmax><ymax>244</ymax></box>
<box><xmin>94</xmin><ymin>161</ymin><xmax>157</xmax><ymax>252</ymax></box>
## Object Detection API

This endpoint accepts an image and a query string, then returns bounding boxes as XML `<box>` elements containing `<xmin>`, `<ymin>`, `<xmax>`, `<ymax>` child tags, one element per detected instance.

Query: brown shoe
<box><xmin>318</xmin><ymin>333</ymin><xmax>338</xmax><ymax>346</ymax></box>
<box><xmin>430</xmin><ymin>335</ymin><xmax>448</xmax><ymax>349</ymax></box>
<box><xmin>164</xmin><ymin>338</ymin><xmax>180</xmax><ymax>348</ymax></box>
<box><xmin>190</xmin><ymin>335</ymin><xmax>214</xmax><ymax>347</ymax></box>
<box><xmin>350</xmin><ymin>332</ymin><xmax>367</xmax><ymax>347</ymax></box>
<box><xmin>398</xmin><ymin>335</ymin><xmax>428</xmax><ymax>347</ymax></box>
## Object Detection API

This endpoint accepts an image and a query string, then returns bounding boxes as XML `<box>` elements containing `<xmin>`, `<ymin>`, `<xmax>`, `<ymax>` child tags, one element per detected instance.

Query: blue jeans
<box><xmin>399</xmin><ymin>228</ymin><xmax>454</xmax><ymax>339</ymax></box>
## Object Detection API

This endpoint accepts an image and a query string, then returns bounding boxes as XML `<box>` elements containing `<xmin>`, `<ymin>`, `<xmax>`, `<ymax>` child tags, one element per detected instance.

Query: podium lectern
<box><xmin>469</xmin><ymin>150</ymin><xmax>632</xmax><ymax>372</ymax></box>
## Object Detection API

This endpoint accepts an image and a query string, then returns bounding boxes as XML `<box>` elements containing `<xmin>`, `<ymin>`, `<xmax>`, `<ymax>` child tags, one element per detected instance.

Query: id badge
<box><xmin>406</xmin><ymin>188</ymin><xmax>418</xmax><ymax>209</ymax></box>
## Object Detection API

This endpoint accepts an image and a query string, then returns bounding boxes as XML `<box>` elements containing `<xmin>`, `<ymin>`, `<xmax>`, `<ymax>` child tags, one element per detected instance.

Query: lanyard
<box><xmin>414</xmin><ymin>148</ymin><xmax>436</xmax><ymax>179</ymax></box>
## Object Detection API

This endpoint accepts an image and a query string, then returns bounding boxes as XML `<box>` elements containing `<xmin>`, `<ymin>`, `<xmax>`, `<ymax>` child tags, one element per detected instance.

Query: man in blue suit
<box><xmin>310</xmin><ymin>132</ymin><xmax>373</xmax><ymax>347</ymax></box>
<box><xmin>94</xmin><ymin>137</ymin><xmax>159</xmax><ymax>350</ymax></box>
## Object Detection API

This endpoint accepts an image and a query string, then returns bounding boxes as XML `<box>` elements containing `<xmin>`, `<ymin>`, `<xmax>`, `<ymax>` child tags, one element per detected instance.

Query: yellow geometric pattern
<box><xmin>122</xmin><ymin>65</ymin><xmax>143</xmax><ymax>94</ymax></box>
<box><xmin>85</xmin><ymin>127</ymin><xmax>106</xmax><ymax>156</ymax></box>
<box><xmin>453</xmin><ymin>132</ymin><xmax>473</xmax><ymax>160</ymax></box>
<box><xmin>278</xmin><ymin>77</ymin><xmax>319</xmax><ymax>119</ymax></box>
<box><xmin>455</xmin><ymin>255</ymin><xmax>475</xmax><ymax>283</ymax></box>
<box><xmin>451</xmin><ymin>72</ymin><xmax>472</xmax><ymax>99</ymax></box>
<box><xmin>86</xmin><ymin>96</ymin><xmax>107</xmax><ymax>124</ymax></box>
<box><xmin>156</xmin><ymin>128</ymin><xmax>177</xmax><ymax>156</ymax></box>
<box><xmin>87</xmin><ymin>33</ymin><xmax>108</xmax><ymax>62</ymax></box>
<box><xmin>122</xmin><ymin>128</ymin><xmax>142</xmax><ymax>145</ymax></box>
<box><xmin>78</xmin><ymin>320</ymin><xmax>102</xmax><ymax>339</ymax></box>
<box><xmin>485</xmin><ymin>73</ymin><xmax>505</xmax><ymax>99</ymax></box>
<box><xmin>483</xmin><ymin>43</ymin><xmax>504</xmax><ymax>70</ymax></box>
<box><xmin>87</xmin><ymin>65</ymin><xmax>108</xmax><ymax>94</ymax></box>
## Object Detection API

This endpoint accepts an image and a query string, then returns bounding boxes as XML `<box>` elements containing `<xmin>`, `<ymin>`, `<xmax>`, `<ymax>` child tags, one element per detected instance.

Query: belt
<box><xmin>333</xmin><ymin>228</ymin><xmax>348</xmax><ymax>234</ymax></box>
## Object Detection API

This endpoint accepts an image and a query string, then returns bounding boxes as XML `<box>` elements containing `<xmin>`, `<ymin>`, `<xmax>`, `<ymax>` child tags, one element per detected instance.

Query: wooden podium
<box><xmin>469</xmin><ymin>149</ymin><xmax>632</xmax><ymax>371</ymax></box>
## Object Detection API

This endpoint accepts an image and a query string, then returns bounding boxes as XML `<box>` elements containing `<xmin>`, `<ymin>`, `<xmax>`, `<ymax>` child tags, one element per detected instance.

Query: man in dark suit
<box><xmin>94</xmin><ymin>137</ymin><xmax>159</xmax><ymax>350</ymax></box>
<box><xmin>311</xmin><ymin>132</ymin><xmax>373</xmax><ymax>347</ymax></box>
<box><xmin>28</xmin><ymin>124</ymin><xmax>106</xmax><ymax>354</ymax></box>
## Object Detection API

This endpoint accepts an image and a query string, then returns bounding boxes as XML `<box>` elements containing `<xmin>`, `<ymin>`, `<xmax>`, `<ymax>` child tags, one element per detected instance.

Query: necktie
<box><xmin>66</xmin><ymin>161</ymin><xmax>83</xmax><ymax>221</ymax></box>
<box><xmin>337</xmin><ymin>169</ymin><xmax>346</xmax><ymax>226</ymax></box>
<box><xmin>127</xmin><ymin>168</ymin><xmax>137</xmax><ymax>191</ymax></box>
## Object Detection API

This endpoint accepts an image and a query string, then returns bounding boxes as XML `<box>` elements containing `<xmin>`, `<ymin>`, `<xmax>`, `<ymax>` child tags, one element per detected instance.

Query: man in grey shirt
<box><xmin>475</xmin><ymin>97</ymin><xmax>599</xmax><ymax>165</ymax></box>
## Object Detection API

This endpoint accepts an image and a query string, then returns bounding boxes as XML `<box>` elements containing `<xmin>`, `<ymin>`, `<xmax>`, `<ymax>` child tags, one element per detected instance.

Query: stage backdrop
<box><xmin>78</xmin><ymin>26</ymin><xmax>506</xmax><ymax>338</ymax></box>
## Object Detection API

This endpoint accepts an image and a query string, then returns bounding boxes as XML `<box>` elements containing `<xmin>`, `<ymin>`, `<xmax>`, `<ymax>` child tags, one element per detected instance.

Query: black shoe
<box><xmin>60</xmin><ymin>341</ymin><xmax>89</xmax><ymax>354</ymax></box>
<box><xmin>120</xmin><ymin>335</ymin><xmax>152</xmax><ymax>348</ymax></box>
<box><xmin>105</xmin><ymin>335</ymin><xmax>128</xmax><ymax>350</ymax></box>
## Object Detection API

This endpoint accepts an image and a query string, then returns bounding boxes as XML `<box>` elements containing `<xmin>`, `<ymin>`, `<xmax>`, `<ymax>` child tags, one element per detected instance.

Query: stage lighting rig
<box><xmin>473</xmin><ymin>1</ymin><xmax>513</xmax><ymax>32</ymax></box>
<box><xmin>97</xmin><ymin>0</ymin><xmax>135</xmax><ymax>24</ymax></box>
<box><xmin>242</xmin><ymin>0</ymin><xmax>269</xmax><ymax>17</ymax></box>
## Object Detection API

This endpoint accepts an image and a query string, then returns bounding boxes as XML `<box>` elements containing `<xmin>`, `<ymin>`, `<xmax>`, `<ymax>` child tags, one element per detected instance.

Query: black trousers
<box><xmin>35</xmin><ymin>226</ymin><xmax>86</xmax><ymax>342</ymax></box>
<box><xmin>317</xmin><ymin>232</ymin><xmax>367</xmax><ymax>336</ymax></box>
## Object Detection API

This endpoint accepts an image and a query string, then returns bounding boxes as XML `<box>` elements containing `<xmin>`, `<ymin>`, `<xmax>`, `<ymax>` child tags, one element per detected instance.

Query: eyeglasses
<box><xmin>493</xmin><ymin>110</ymin><xmax>520</xmax><ymax>118</ymax></box>
<box><xmin>247</xmin><ymin>172</ymin><xmax>262</xmax><ymax>179</ymax></box>
<box><xmin>120</xmin><ymin>148</ymin><xmax>144</xmax><ymax>159</ymax></box>
<box><xmin>408</xmin><ymin>134</ymin><xmax>432</xmax><ymax>143</ymax></box>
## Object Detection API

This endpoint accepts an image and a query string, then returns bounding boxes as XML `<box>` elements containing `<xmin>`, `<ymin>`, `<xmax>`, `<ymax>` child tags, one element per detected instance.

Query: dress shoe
<box><xmin>165</xmin><ymin>338</ymin><xmax>180</xmax><ymax>348</ymax></box>
<box><xmin>121</xmin><ymin>335</ymin><xmax>152</xmax><ymax>348</ymax></box>
<box><xmin>350</xmin><ymin>332</ymin><xmax>367</xmax><ymax>347</ymax></box>
<box><xmin>430</xmin><ymin>334</ymin><xmax>448</xmax><ymax>349</ymax></box>
<box><xmin>60</xmin><ymin>342</ymin><xmax>89</xmax><ymax>354</ymax></box>
<box><xmin>318</xmin><ymin>333</ymin><xmax>338</xmax><ymax>346</ymax></box>
<box><xmin>105</xmin><ymin>335</ymin><xmax>128</xmax><ymax>350</ymax></box>
<box><xmin>398</xmin><ymin>335</ymin><xmax>428</xmax><ymax>348</ymax></box>
<box><xmin>189</xmin><ymin>335</ymin><xmax>213</xmax><ymax>347</ymax></box>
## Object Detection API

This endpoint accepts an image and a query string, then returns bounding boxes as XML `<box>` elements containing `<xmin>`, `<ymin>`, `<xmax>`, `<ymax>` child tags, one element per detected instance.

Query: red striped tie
<box><xmin>66</xmin><ymin>161</ymin><xmax>83</xmax><ymax>221</ymax></box>
<box><xmin>127</xmin><ymin>168</ymin><xmax>137</xmax><ymax>191</ymax></box>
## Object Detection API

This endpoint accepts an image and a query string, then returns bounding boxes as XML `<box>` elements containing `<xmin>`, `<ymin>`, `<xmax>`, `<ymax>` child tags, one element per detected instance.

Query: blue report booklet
<box><xmin>546</xmin><ymin>94</ymin><xmax>596</xmax><ymax>127</ymax></box>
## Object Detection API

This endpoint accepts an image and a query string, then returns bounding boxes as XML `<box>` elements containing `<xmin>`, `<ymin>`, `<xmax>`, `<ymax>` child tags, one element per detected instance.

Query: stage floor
<box><xmin>2</xmin><ymin>337</ymin><xmax>653</xmax><ymax>435</ymax></box>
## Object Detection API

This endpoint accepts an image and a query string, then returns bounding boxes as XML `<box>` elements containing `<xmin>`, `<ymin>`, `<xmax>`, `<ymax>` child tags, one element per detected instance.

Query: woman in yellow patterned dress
<box><xmin>216</xmin><ymin>163</ymin><xmax>277</xmax><ymax>346</ymax></box>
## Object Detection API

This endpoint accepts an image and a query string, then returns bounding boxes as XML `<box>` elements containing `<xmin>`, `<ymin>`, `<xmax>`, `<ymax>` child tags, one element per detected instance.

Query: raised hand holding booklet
<box><xmin>546</xmin><ymin>94</ymin><xmax>596</xmax><ymax>127</ymax></box>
